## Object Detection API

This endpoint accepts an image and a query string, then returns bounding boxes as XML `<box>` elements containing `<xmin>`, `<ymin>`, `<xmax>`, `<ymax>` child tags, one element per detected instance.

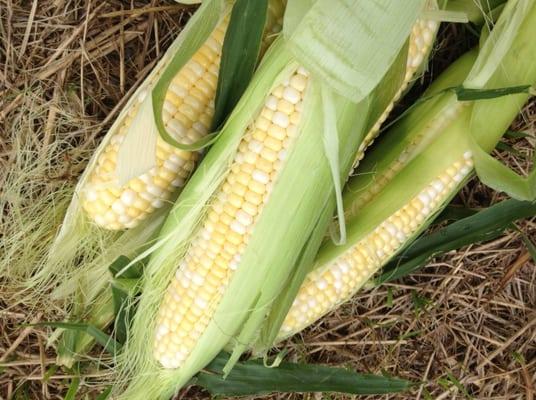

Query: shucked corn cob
<box><xmin>154</xmin><ymin>67</ymin><xmax>310</xmax><ymax>368</ymax></box>
<box><xmin>273</xmin><ymin>0</ymin><xmax>536</xmax><ymax>341</ymax></box>
<box><xmin>280</xmin><ymin>154</ymin><xmax>473</xmax><ymax>337</ymax></box>
<box><xmin>80</xmin><ymin>20</ymin><xmax>228</xmax><ymax>230</ymax></box>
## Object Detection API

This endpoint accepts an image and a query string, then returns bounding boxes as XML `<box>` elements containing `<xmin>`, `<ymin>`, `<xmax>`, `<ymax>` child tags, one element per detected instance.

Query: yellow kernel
<box><xmin>277</xmin><ymin>99</ymin><xmax>294</xmax><ymax>114</ymax></box>
<box><xmin>245</xmin><ymin>190</ymin><xmax>263</xmax><ymax>205</ymax></box>
<box><xmin>264</xmin><ymin>136</ymin><xmax>283</xmax><ymax>152</ymax></box>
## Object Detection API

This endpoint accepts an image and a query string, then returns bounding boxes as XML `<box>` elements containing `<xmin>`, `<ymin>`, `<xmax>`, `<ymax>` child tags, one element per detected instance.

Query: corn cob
<box><xmin>80</xmin><ymin>19</ymin><xmax>224</xmax><ymax>230</ymax></box>
<box><xmin>280</xmin><ymin>153</ymin><xmax>473</xmax><ymax>336</ymax></box>
<box><xmin>154</xmin><ymin>67</ymin><xmax>310</xmax><ymax>368</ymax></box>
<box><xmin>273</xmin><ymin>0</ymin><xmax>536</xmax><ymax>341</ymax></box>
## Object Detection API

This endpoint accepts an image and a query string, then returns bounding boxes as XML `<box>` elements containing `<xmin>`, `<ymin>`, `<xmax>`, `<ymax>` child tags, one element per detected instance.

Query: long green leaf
<box><xmin>64</xmin><ymin>378</ymin><xmax>80</xmax><ymax>400</ymax></box>
<box><xmin>33</xmin><ymin>322</ymin><xmax>121</xmax><ymax>355</ymax></box>
<box><xmin>111</xmin><ymin>279</ymin><xmax>139</xmax><ymax>344</ymax></box>
<box><xmin>211</xmin><ymin>0</ymin><xmax>268</xmax><ymax>130</ymax></box>
<box><xmin>108</xmin><ymin>255</ymin><xmax>143</xmax><ymax>279</ymax></box>
<box><xmin>195</xmin><ymin>353</ymin><xmax>412</xmax><ymax>396</ymax></box>
<box><xmin>376</xmin><ymin>199</ymin><xmax>536</xmax><ymax>284</ymax></box>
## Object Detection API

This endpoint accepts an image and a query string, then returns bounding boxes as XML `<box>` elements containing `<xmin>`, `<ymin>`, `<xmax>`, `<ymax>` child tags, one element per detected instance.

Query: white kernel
<box><xmin>195</xmin><ymin>297</ymin><xmax>208</xmax><ymax>309</ymax></box>
<box><xmin>307</xmin><ymin>298</ymin><xmax>317</xmax><ymax>308</ymax></box>
<box><xmin>411</xmin><ymin>53</ymin><xmax>424</xmax><ymax>68</ymax></box>
<box><xmin>315</xmin><ymin>278</ymin><xmax>328</xmax><ymax>290</ymax></box>
<box><xmin>396</xmin><ymin>231</ymin><xmax>406</xmax><ymax>242</ymax></box>
<box><xmin>193</xmin><ymin>122</ymin><xmax>208</xmax><ymax>135</ymax></box>
<box><xmin>163</xmin><ymin>159</ymin><xmax>181</xmax><ymax>173</ymax></box>
<box><xmin>189</xmin><ymin>61</ymin><xmax>204</xmax><ymax>76</ymax></box>
<box><xmin>206</xmin><ymin>37</ymin><xmax>220</xmax><ymax>52</ymax></box>
<box><xmin>297</xmin><ymin>67</ymin><xmax>309</xmax><ymax>76</ymax></box>
<box><xmin>278</xmin><ymin>149</ymin><xmax>287</xmax><ymax>161</ymax></box>
<box><xmin>331</xmin><ymin>268</ymin><xmax>342</xmax><ymax>280</ymax></box>
<box><xmin>118</xmin><ymin>215</ymin><xmax>131</xmax><ymax>224</ymax></box>
<box><xmin>156</xmin><ymin>324</ymin><xmax>169</xmax><ymax>337</ymax></box>
<box><xmin>265</xmin><ymin>96</ymin><xmax>278</xmax><ymax>111</ymax></box>
<box><xmin>272</xmin><ymin>111</ymin><xmax>290</xmax><ymax>128</ymax></box>
<box><xmin>169</xmin><ymin>83</ymin><xmax>187</xmax><ymax>97</ymax></box>
<box><xmin>230</xmin><ymin>220</ymin><xmax>246</xmax><ymax>235</ymax></box>
<box><xmin>163</xmin><ymin>101</ymin><xmax>177</xmax><ymax>115</ymax></box>
<box><xmin>152</xmin><ymin>199</ymin><xmax>164</xmax><ymax>208</ymax></box>
<box><xmin>282</xmin><ymin>87</ymin><xmax>300</xmax><ymax>104</ymax></box>
<box><xmin>221</xmin><ymin>257</ymin><xmax>234</xmax><ymax>271</ymax></box>
<box><xmin>111</xmin><ymin>200</ymin><xmax>125</xmax><ymax>214</ymax></box>
<box><xmin>460</xmin><ymin>166</ymin><xmax>471</xmax><ymax>175</ymax></box>
<box><xmin>252</xmin><ymin>169</ymin><xmax>270</xmax><ymax>185</ymax></box>
<box><xmin>192</xmin><ymin>272</ymin><xmax>205</xmax><ymax>286</ymax></box>
<box><xmin>138</xmin><ymin>192</ymin><xmax>154</xmax><ymax>205</ymax></box>
<box><xmin>111</xmin><ymin>134</ymin><xmax>124</xmax><ymax>146</ymax></box>
<box><xmin>120</xmin><ymin>189</ymin><xmax>136</xmax><ymax>206</ymax></box>
<box><xmin>384</xmin><ymin>222</ymin><xmax>397</xmax><ymax>236</ymax></box>
<box><xmin>236</xmin><ymin>210</ymin><xmax>253</xmax><ymax>226</ymax></box>
<box><xmin>453</xmin><ymin>173</ymin><xmax>464</xmax><ymax>183</ymax></box>
<box><xmin>338</xmin><ymin>260</ymin><xmax>350</xmax><ymax>273</ymax></box>
<box><xmin>418</xmin><ymin>192</ymin><xmax>431</xmax><ymax>206</ymax></box>
<box><xmin>248</xmin><ymin>140</ymin><xmax>263</xmax><ymax>154</ymax></box>
<box><xmin>85</xmin><ymin>188</ymin><xmax>98</xmax><ymax>202</ymax></box>
<box><xmin>432</xmin><ymin>180</ymin><xmax>445</xmax><ymax>193</ymax></box>
<box><xmin>427</xmin><ymin>187</ymin><xmax>438</xmax><ymax>199</ymax></box>
<box><xmin>94</xmin><ymin>215</ymin><xmax>106</xmax><ymax>226</ymax></box>
<box><xmin>168</xmin><ymin>119</ymin><xmax>187</xmax><ymax>138</ymax></box>
<box><xmin>169</xmin><ymin>154</ymin><xmax>185</xmax><ymax>165</ymax></box>
<box><xmin>147</xmin><ymin>184</ymin><xmax>163</xmax><ymax>197</ymax></box>
<box><xmin>463</xmin><ymin>151</ymin><xmax>473</xmax><ymax>160</ymax></box>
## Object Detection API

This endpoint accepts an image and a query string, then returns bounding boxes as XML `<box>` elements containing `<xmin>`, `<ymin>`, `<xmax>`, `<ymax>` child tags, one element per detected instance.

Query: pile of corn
<box><xmin>23</xmin><ymin>0</ymin><xmax>535</xmax><ymax>399</ymax></box>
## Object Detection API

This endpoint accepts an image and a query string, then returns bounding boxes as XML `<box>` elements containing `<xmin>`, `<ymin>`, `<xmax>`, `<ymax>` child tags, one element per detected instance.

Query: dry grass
<box><xmin>1</xmin><ymin>1</ymin><xmax>535</xmax><ymax>399</ymax></box>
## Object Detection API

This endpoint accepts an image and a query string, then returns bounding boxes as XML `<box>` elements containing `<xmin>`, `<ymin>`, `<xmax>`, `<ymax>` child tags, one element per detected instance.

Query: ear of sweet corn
<box><xmin>114</xmin><ymin>2</ymin><xmax>426</xmax><ymax>398</ymax></box>
<box><xmin>31</xmin><ymin>0</ymin><xmax>232</xmax><ymax>300</ymax></box>
<box><xmin>267</xmin><ymin>0</ymin><xmax>536</xmax><ymax>343</ymax></box>
<box><xmin>255</xmin><ymin>11</ymin><xmax>445</xmax><ymax>349</ymax></box>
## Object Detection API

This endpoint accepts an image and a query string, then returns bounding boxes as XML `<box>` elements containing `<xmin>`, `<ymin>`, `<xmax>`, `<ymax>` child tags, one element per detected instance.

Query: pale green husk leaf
<box><xmin>283</xmin><ymin>0</ymin><xmax>426</xmax><ymax>102</ymax></box>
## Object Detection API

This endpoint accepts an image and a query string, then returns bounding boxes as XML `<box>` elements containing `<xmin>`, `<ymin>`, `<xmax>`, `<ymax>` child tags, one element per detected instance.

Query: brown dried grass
<box><xmin>0</xmin><ymin>1</ymin><xmax>534</xmax><ymax>399</ymax></box>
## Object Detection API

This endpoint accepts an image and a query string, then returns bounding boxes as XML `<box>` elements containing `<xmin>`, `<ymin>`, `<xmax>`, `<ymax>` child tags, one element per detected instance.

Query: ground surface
<box><xmin>1</xmin><ymin>1</ymin><xmax>534</xmax><ymax>399</ymax></box>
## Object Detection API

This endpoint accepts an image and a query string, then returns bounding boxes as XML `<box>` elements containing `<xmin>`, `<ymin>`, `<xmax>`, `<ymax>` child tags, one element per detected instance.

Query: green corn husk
<box><xmin>259</xmin><ymin>0</ymin><xmax>536</xmax><ymax>346</ymax></box>
<box><xmin>114</xmin><ymin>1</ymin><xmax>427</xmax><ymax>398</ymax></box>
